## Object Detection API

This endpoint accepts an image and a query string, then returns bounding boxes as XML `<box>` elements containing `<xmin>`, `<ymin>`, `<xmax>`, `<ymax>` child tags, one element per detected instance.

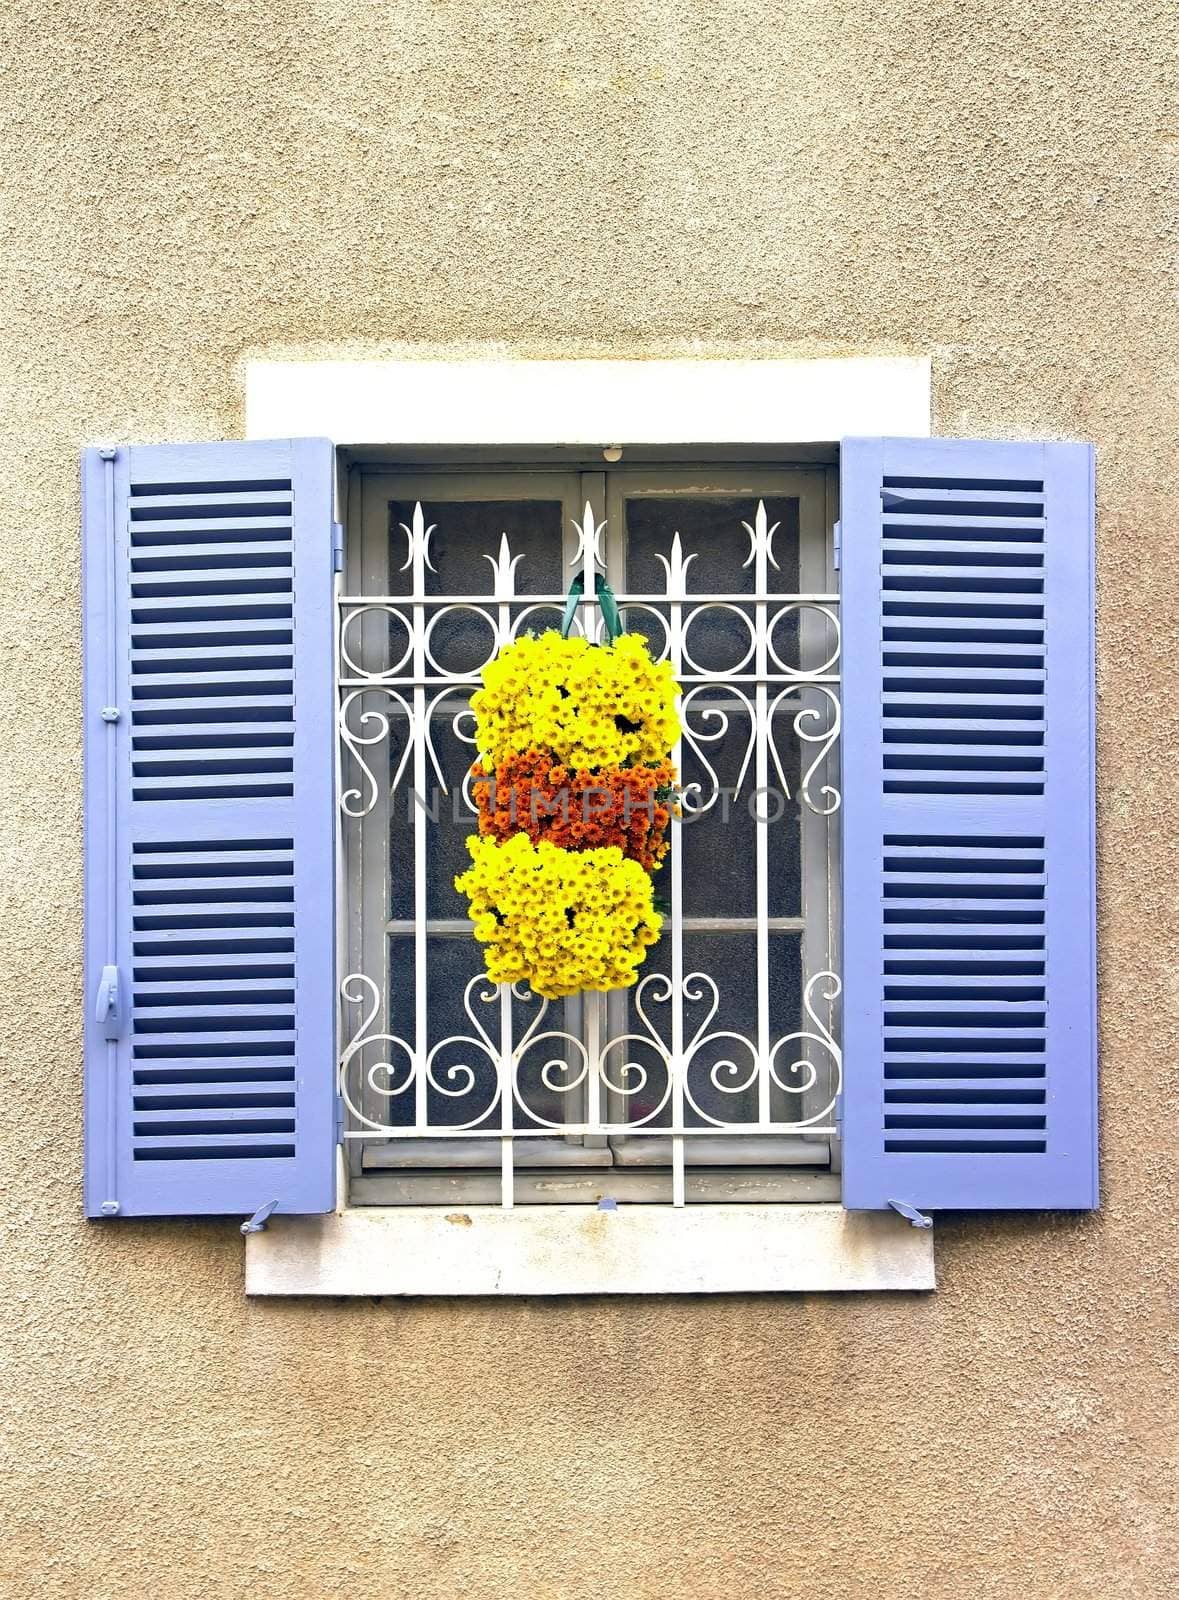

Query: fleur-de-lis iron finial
<box><xmin>570</xmin><ymin>500</ymin><xmax>607</xmax><ymax>571</ymax></box>
<box><xmin>741</xmin><ymin>499</ymin><xmax>781</xmax><ymax>573</ymax></box>
<box><xmin>398</xmin><ymin>501</ymin><xmax>437</xmax><ymax>575</ymax></box>
<box><xmin>484</xmin><ymin>531</ymin><xmax>523</xmax><ymax>600</ymax></box>
<box><xmin>655</xmin><ymin>530</ymin><xmax>697</xmax><ymax>599</ymax></box>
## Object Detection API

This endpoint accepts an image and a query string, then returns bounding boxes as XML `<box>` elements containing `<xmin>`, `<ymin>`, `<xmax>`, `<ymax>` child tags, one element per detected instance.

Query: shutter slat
<box><xmin>884</xmin><ymin>977</ymin><xmax>1046</xmax><ymax>995</ymax></box>
<box><xmin>131</xmin><ymin>620</ymin><xmax>294</xmax><ymax>643</ymax></box>
<box><xmin>883</xmin><ymin>668</ymin><xmax>1045</xmax><ymax>688</ymax></box>
<box><xmin>882</xmin><ymin>515</ymin><xmax>1045</xmax><ymax>535</ymax></box>
<box><xmin>884</xmin><ymin>900</ymin><xmax>1045</xmax><ymax>915</ymax></box>
<box><xmin>132</xmin><ymin>755</ymin><xmax>295</xmax><ymax>778</ymax></box>
<box><xmin>884</xmin><ymin>693</ymin><xmax>1045</xmax><ymax>711</ymax></box>
<box><xmin>883</xmin><ymin>1103</ymin><xmax>1045</xmax><ymax>1122</ymax></box>
<box><xmin>881</xmin><ymin>488</ymin><xmax>1044</xmax><ymax>513</ymax></box>
<box><xmin>83</xmin><ymin>438</ymin><xmax>336</xmax><ymax>1219</ymax></box>
<box><xmin>132</xmin><ymin>1133</ymin><xmax>298</xmax><ymax>1152</ymax></box>
<box><xmin>841</xmin><ymin>437</ymin><xmax>1096</xmax><ymax>1212</ymax></box>
<box><xmin>885</xmin><ymin>1076</ymin><xmax>1046</xmax><ymax>1093</ymax></box>
<box><xmin>130</xmin><ymin>777</ymin><xmax>295</xmax><ymax>801</ymax></box>
<box><xmin>129</xmin><ymin>596</ymin><xmax>295</xmax><ymax>620</ymax></box>
<box><xmin>130</xmin><ymin>491</ymin><xmax>294</xmax><ymax>515</ymax></box>
<box><xmin>130</xmin><ymin>645</ymin><xmax>294</xmax><ymax>667</ymax></box>
<box><xmin>883</xmin><ymin>642</ymin><xmax>1044</xmax><ymax>662</ymax></box>
<box><xmin>129</xmin><ymin>515</ymin><xmax>294</xmax><ymax>538</ymax></box>
<box><xmin>883</xmin><ymin>1054</ymin><xmax>1046</xmax><ymax>1073</ymax></box>
<box><xmin>883</xmin><ymin>746</ymin><xmax>1046</xmax><ymax>767</ymax></box>
<box><xmin>882</xmin><ymin>925</ymin><xmax>1045</xmax><ymax>943</ymax></box>
<box><xmin>134</xmin><ymin>1109</ymin><xmax>297</xmax><ymax>1132</ymax></box>
<box><xmin>130</xmin><ymin>926</ymin><xmax>296</xmax><ymax>947</ymax></box>
<box><xmin>131</xmin><ymin>848</ymin><xmax>293</xmax><ymax>870</ymax></box>
<box><xmin>127</xmin><ymin>875</ymin><xmax>295</xmax><ymax>896</ymax></box>
<box><xmin>132</xmin><ymin>1030</ymin><xmax>297</xmax><ymax>1049</ymax></box>
<box><xmin>132</xmin><ymin>899</ymin><xmax>296</xmax><ymax>922</ymax></box>
<box><xmin>883</xmin><ymin>871</ymin><xmax>1045</xmax><ymax>888</ymax></box>
<box><xmin>883</xmin><ymin>540</ymin><xmax>1044</xmax><ymax>562</ymax></box>
<box><xmin>883</xmin><ymin>619</ymin><xmax>1045</xmax><ymax>638</ymax></box>
<box><xmin>882</xmin><ymin>591</ymin><xmax>1045</xmax><ymax>613</ymax></box>
<box><xmin>133</xmin><ymin>1081</ymin><xmax>296</xmax><ymax>1103</ymax></box>
<box><xmin>131</xmin><ymin>568</ymin><xmax>294</xmax><ymax>595</ymax></box>
<box><xmin>132</xmin><ymin>1004</ymin><xmax>297</xmax><ymax>1022</ymax></box>
<box><xmin>131</xmin><ymin>697</ymin><xmax>295</xmax><ymax>721</ymax></box>
<box><xmin>883</xmin><ymin>721</ymin><xmax>1044</xmax><ymax>740</ymax></box>
<box><xmin>132</xmin><ymin>671</ymin><xmax>295</xmax><ymax>691</ymax></box>
<box><xmin>130</xmin><ymin>726</ymin><xmax>295</xmax><ymax>750</ymax></box>
<box><xmin>129</xmin><ymin>953</ymin><xmax>291</xmax><ymax>966</ymax></box>
<box><xmin>131</xmin><ymin>1059</ymin><xmax>295</xmax><ymax>1079</ymax></box>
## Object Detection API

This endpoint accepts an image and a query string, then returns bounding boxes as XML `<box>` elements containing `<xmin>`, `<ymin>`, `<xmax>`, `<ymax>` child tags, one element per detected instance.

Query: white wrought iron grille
<box><xmin>337</xmin><ymin>467</ymin><xmax>841</xmax><ymax>1207</ymax></box>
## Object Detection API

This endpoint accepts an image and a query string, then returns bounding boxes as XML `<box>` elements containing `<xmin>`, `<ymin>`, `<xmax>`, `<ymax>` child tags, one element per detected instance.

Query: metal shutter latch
<box><xmin>95</xmin><ymin>964</ymin><xmax>122</xmax><ymax>1041</ymax></box>
<box><xmin>241</xmin><ymin>1201</ymin><xmax>280</xmax><ymax>1235</ymax></box>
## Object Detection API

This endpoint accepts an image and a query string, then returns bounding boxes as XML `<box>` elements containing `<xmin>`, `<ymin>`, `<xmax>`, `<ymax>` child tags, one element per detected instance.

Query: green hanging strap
<box><xmin>559</xmin><ymin>574</ymin><xmax>584</xmax><ymax>638</ymax></box>
<box><xmin>558</xmin><ymin>573</ymin><xmax>625</xmax><ymax>643</ymax></box>
<box><xmin>595</xmin><ymin>574</ymin><xmax>624</xmax><ymax>642</ymax></box>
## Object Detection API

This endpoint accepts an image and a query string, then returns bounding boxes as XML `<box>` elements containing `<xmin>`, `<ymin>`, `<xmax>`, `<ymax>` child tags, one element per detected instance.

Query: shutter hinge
<box><xmin>887</xmin><ymin>1198</ymin><xmax>933</xmax><ymax>1229</ymax></box>
<box><xmin>832</xmin><ymin>519</ymin><xmax>841</xmax><ymax>571</ymax></box>
<box><xmin>241</xmin><ymin>1200</ymin><xmax>280</xmax><ymax>1235</ymax></box>
<box><xmin>332</xmin><ymin>520</ymin><xmax>344</xmax><ymax>573</ymax></box>
<box><xmin>833</xmin><ymin>1091</ymin><xmax>844</xmax><ymax>1126</ymax></box>
<box><xmin>335</xmin><ymin>1094</ymin><xmax>346</xmax><ymax>1144</ymax></box>
<box><xmin>94</xmin><ymin>963</ymin><xmax>123</xmax><ymax>1041</ymax></box>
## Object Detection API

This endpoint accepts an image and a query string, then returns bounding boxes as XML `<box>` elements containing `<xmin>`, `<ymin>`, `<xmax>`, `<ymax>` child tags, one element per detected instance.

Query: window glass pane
<box><xmin>618</xmin><ymin>931</ymin><xmax>803</xmax><ymax>1128</ymax></box>
<box><xmin>625</xmin><ymin>493</ymin><xmax>804</xmax><ymax>921</ymax></box>
<box><xmin>381</xmin><ymin>497</ymin><xmax>566</xmax><ymax>922</ymax></box>
<box><xmin>390</xmin><ymin>498</ymin><xmax>564</xmax><ymax>596</ymax></box>
<box><xmin>624</xmin><ymin>495</ymin><xmax>799</xmax><ymax>595</ymax></box>
<box><xmin>385</xmin><ymin>934</ymin><xmax>570</xmax><ymax>1132</ymax></box>
<box><xmin>423</xmin><ymin>706</ymin><xmax>479</xmax><ymax>922</ymax></box>
<box><xmin>389</xmin><ymin>498</ymin><xmax>564</xmax><ymax>676</ymax></box>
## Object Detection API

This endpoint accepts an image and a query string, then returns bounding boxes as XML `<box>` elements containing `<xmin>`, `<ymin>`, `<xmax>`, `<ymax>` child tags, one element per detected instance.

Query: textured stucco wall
<box><xmin>1</xmin><ymin>1</ymin><xmax>1176</xmax><ymax>1596</ymax></box>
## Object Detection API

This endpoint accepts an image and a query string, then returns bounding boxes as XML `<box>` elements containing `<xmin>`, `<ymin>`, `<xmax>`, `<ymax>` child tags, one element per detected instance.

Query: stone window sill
<box><xmin>245</xmin><ymin>1203</ymin><xmax>935</xmax><ymax>1296</ymax></box>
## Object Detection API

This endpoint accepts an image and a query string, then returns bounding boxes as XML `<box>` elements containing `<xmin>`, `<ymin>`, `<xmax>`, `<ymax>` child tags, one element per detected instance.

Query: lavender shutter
<box><xmin>840</xmin><ymin>438</ymin><xmax>1097</xmax><ymax>1212</ymax></box>
<box><xmin>83</xmin><ymin>439</ymin><xmax>336</xmax><ymax>1218</ymax></box>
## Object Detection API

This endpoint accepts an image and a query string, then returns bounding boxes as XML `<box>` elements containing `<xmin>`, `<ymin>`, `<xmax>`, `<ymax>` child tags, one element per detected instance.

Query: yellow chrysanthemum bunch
<box><xmin>455</xmin><ymin>834</ymin><xmax>662</xmax><ymax>999</ymax></box>
<box><xmin>457</xmin><ymin>624</ymin><xmax>679</xmax><ymax>997</ymax></box>
<box><xmin>470</xmin><ymin>630</ymin><xmax>679</xmax><ymax>769</ymax></box>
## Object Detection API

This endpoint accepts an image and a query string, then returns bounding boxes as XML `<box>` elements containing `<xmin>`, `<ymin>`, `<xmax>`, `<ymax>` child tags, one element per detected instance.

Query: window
<box><xmin>81</xmin><ymin>381</ymin><xmax>1097</xmax><ymax>1293</ymax></box>
<box><xmin>338</xmin><ymin>462</ymin><xmax>841</xmax><ymax>1206</ymax></box>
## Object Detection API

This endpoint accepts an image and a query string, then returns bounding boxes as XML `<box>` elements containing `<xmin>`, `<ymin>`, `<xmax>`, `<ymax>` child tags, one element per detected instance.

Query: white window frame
<box><xmin>340</xmin><ymin>462</ymin><xmax>838</xmax><ymax>1204</ymax></box>
<box><xmin>244</xmin><ymin>355</ymin><xmax>936</xmax><ymax>1294</ymax></box>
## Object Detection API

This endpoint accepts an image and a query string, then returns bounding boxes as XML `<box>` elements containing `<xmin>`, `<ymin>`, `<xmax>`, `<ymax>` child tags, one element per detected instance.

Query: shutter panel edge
<box><xmin>82</xmin><ymin>438</ymin><xmax>337</xmax><ymax>1218</ymax></box>
<box><xmin>839</xmin><ymin>436</ymin><xmax>1097</xmax><ymax>1212</ymax></box>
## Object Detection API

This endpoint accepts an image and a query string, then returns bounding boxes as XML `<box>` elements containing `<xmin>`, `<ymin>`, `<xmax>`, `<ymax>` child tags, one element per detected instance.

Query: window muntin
<box><xmin>338</xmin><ymin>464</ymin><xmax>841</xmax><ymax>1206</ymax></box>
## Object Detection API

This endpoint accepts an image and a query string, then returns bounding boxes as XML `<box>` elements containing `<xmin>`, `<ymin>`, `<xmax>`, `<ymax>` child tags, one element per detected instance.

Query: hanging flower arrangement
<box><xmin>469</xmin><ymin>630</ymin><xmax>680</xmax><ymax>768</ymax></box>
<box><xmin>455</xmin><ymin>600</ymin><xmax>680</xmax><ymax>1000</ymax></box>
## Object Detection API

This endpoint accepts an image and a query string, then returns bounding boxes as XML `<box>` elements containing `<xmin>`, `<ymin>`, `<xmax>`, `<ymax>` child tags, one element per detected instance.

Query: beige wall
<box><xmin>1</xmin><ymin>1</ymin><xmax>1176</xmax><ymax>1595</ymax></box>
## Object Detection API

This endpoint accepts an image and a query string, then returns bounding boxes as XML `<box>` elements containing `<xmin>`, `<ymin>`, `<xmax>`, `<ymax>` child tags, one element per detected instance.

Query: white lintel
<box><xmin>245</xmin><ymin>356</ymin><xmax>931</xmax><ymax>445</ymax></box>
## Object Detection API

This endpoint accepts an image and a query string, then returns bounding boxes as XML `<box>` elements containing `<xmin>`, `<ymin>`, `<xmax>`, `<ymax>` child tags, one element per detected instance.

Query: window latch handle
<box><xmin>95</xmin><ymin>964</ymin><xmax>122</xmax><ymax>1041</ymax></box>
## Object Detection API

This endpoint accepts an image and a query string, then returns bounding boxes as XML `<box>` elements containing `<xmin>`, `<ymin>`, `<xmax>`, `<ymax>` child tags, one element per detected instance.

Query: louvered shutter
<box><xmin>82</xmin><ymin>439</ymin><xmax>336</xmax><ymax>1218</ymax></box>
<box><xmin>840</xmin><ymin>438</ymin><xmax>1097</xmax><ymax>1211</ymax></box>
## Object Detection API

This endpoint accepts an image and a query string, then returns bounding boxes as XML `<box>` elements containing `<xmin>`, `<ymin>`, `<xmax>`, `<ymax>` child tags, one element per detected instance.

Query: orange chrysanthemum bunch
<box><xmin>455</xmin><ymin>629</ymin><xmax>680</xmax><ymax>998</ymax></box>
<box><xmin>471</xmin><ymin>751</ymin><xmax>676</xmax><ymax>873</ymax></box>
